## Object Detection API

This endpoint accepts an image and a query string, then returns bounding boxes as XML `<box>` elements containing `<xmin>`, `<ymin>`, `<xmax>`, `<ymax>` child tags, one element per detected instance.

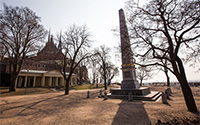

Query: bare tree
<box><xmin>136</xmin><ymin>66</ymin><xmax>153</xmax><ymax>86</ymax></box>
<box><xmin>106</xmin><ymin>63</ymin><xmax>119</xmax><ymax>85</ymax></box>
<box><xmin>126</xmin><ymin>0</ymin><xmax>200</xmax><ymax>112</ymax></box>
<box><xmin>88</xmin><ymin>57</ymin><xmax>99</xmax><ymax>84</ymax></box>
<box><xmin>0</xmin><ymin>4</ymin><xmax>46</xmax><ymax>92</ymax></box>
<box><xmin>57</xmin><ymin>24</ymin><xmax>92</xmax><ymax>95</ymax></box>
<box><xmin>95</xmin><ymin>45</ymin><xmax>111</xmax><ymax>90</ymax></box>
<box><xmin>94</xmin><ymin>45</ymin><xmax>119</xmax><ymax>89</ymax></box>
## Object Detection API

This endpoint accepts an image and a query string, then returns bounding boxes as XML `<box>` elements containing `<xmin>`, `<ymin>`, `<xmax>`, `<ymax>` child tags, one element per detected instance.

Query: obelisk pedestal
<box><xmin>121</xmin><ymin>65</ymin><xmax>140</xmax><ymax>89</ymax></box>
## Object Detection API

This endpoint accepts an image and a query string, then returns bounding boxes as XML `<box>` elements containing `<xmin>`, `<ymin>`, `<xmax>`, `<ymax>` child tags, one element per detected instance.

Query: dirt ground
<box><xmin>0</xmin><ymin>86</ymin><xmax>200</xmax><ymax>125</ymax></box>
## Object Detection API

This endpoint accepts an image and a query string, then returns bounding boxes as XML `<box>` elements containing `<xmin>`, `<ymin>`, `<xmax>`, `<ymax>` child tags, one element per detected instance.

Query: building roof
<box><xmin>32</xmin><ymin>35</ymin><xmax>64</xmax><ymax>61</ymax></box>
<box><xmin>20</xmin><ymin>69</ymin><xmax>74</xmax><ymax>75</ymax></box>
<box><xmin>21</xmin><ymin>69</ymin><xmax>48</xmax><ymax>74</ymax></box>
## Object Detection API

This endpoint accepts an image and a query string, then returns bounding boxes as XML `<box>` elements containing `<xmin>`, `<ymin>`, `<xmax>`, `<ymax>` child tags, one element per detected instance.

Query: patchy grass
<box><xmin>0</xmin><ymin>87</ymin><xmax>60</xmax><ymax>97</ymax></box>
<box><xmin>70</xmin><ymin>84</ymin><xmax>105</xmax><ymax>90</ymax></box>
<box><xmin>0</xmin><ymin>84</ymin><xmax>106</xmax><ymax>97</ymax></box>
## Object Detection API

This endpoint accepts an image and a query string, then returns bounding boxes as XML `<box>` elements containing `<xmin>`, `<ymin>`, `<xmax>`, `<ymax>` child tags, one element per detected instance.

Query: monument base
<box><xmin>121</xmin><ymin>80</ymin><xmax>140</xmax><ymax>89</ymax></box>
<box><xmin>110</xmin><ymin>87</ymin><xmax>150</xmax><ymax>96</ymax></box>
<box><xmin>108</xmin><ymin>87</ymin><xmax>161</xmax><ymax>101</ymax></box>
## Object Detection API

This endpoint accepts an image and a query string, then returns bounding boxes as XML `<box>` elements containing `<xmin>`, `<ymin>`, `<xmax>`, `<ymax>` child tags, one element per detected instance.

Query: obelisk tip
<box><xmin>119</xmin><ymin>8</ymin><xmax>123</xmax><ymax>12</ymax></box>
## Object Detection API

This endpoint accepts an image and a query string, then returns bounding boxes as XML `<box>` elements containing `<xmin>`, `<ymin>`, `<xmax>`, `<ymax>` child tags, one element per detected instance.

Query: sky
<box><xmin>0</xmin><ymin>0</ymin><xmax>199</xmax><ymax>83</ymax></box>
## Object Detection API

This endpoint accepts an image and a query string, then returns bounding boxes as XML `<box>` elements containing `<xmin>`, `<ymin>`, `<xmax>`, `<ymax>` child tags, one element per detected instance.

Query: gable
<box><xmin>33</xmin><ymin>41</ymin><xmax>64</xmax><ymax>61</ymax></box>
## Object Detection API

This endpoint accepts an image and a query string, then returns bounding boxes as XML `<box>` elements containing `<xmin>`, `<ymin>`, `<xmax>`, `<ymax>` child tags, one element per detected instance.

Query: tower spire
<box><xmin>48</xmin><ymin>28</ymin><xmax>51</xmax><ymax>43</ymax></box>
<box><xmin>58</xmin><ymin>29</ymin><xmax>62</xmax><ymax>51</ymax></box>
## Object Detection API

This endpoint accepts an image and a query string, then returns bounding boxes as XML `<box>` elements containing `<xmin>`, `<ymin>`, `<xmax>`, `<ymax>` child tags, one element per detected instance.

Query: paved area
<box><xmin>0</xmin><ymin>87</ymin><xmax>200</xmax><ymax>125</ymax></box>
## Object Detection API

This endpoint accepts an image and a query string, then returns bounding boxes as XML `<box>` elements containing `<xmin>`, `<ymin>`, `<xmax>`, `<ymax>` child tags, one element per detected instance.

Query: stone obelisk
<box><xmin>110</xmin><ymin>9</ymin><xmax>151</xmax><ymax>98</ymax></box>
<box><xmin>119</xmin><ymin>9</ymin><xmax>140</xmax><ymax>89</ymax></box>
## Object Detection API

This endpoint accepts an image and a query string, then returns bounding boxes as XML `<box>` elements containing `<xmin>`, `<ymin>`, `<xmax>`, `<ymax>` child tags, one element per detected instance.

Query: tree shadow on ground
<box><xmin>0</xmin><ymin>94</ymin><xmax>66</xmax><ymax>118</ymax></box>
<box><xmin>0</xmin><ymin>90</ymin><xmax>101</xmax><ymax>119</ymax></box>
<box><xmin>163</xmin><ymin>102</ymin><xmax>171</xmax><ymax>106</ymax></box>
<box><xmin>112</xmin><ymin>100</ymin><xmax>151</xmax><ymax>125</ymax></box>
<box><xmin>0</xmin><ymin>91</ymin><xmax>10</xmax><ymax>94</ymax></box>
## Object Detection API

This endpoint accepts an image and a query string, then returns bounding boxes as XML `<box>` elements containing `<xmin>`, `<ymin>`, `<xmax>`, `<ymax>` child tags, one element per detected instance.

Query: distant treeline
<box><xmin>149</xmin><ymin>82</ymin><xmax>200</xmax><ymax>87</ymax></box>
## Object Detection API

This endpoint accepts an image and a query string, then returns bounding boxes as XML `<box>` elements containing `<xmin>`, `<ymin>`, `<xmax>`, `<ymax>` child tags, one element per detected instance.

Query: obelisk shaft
<box><xmin>119</xmin><ymin>9</ymin><xmax>139</xmax><ymax>89</ymax></box>
<box><xmin>119</xmin><ymin>9</ymin><xmax>134</xmax><ymax>65</ymax></box>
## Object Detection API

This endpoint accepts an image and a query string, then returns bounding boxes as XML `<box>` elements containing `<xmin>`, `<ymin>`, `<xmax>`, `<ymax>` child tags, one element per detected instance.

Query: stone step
<box><xmin>152</xmin><ymin>92</ymin><xmax>162</xmax><ymax>101</ymax></box>
<box><xmin>131</xmin><ymin>91</ymin><xmax>161</xmax><ymax>101</ymax></box>
<box><xmin>105</xmin><ymin>91</ymin><xmax>162</xmax><ymax>101</ymax></box>
<box><xmin>138</xmin><ymin>91</ymin><xmax>160</xmax><ymax>99</ymax></box>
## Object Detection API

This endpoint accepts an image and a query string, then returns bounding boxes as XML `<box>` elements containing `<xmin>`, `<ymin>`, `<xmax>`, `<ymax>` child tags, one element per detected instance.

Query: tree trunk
<box><xmin>96</xmin><ymin>83</ymin><xmax>98</xmax><ymax>88</ymax></box>
<box><xmin>9</xmin><ymin>73</ymin><xmax>18</xmax><ymax>92</ymax></box>
<box><xmin>166</xmin><ymin>75</ymin><xmax>170</xmax><ymax>87</ymax></box>
<box><xmin>65</xmin><ymin>72</ymin><xmax>72</xmax><ymax>95</ymax></box>
<box><xmin>176</xmin><ymin>74</ymin><xmax>198</xmax><ymax>112</ymax></box>
<box><xmin>93</xmin><ymin>78</ymin><xmax>95</xmax><ymax>84</ymax></box>
<box><xmin>64</xmin><ymin>59</ymin><xmax>74</xmax><ymax>94</ymax></box>
<box><xmin>92</xmin><ymin>73</ymin><xmax>96</xmax><ymax>84</ymax></box>
<box><xmin>104</xmin><ymin>77</ymin><xmax>107</xmax><ymax>90</ymax></box>
<box><xmin>80</xmin><ymin>78</ymin><xmax>83</xmax><ymax>85</ymax></box>
<box><xmin>172</xmin><ymin>57</ymin><xmax>198</xmax><ymax>112</ymax></box>
<box><xmin>9</xmin><ymin>58</ymin><xmax>22</xmax><ymax>92</ymax></box>
<box><xmin>9</xmin><ymin>76</ymin><xmax>16</xmax><ymax>92</ymax></box>
<box><xmin>65</xmin><ymin>78</ymin><xmax>70</xmax><ymax>95</ymax></box>
<box><xmin>164</xmin><ymin>68</ymin><xmax>170</xmax><ymax>86</ymax></box>
<box><xmin>108</xmin><ymin>79</ymin><xmax>111</xmax><ymax>86</ymax></box>
<box><xmin>140</xmin><ymin>79</ymin><xmax>143</xmax><ymax>86</ymax></box>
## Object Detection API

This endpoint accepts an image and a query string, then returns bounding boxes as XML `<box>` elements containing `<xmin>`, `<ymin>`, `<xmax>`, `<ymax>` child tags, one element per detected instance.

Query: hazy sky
<box><xmin>0</xmin><ymin>0</ymin><xmax>126</xmax><ymax>48</ymax></box>
<box><xmin>0</xmin><ymin>0</ymin><xmax>199</xmax><ymax>82</ymax></box>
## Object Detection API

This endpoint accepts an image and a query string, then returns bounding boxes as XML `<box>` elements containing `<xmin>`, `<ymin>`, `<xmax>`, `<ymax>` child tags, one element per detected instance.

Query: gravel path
<box><xmin>0</xmin><ymin>87</ymin><xmax>199</xmax><ymax>125</ymax></box>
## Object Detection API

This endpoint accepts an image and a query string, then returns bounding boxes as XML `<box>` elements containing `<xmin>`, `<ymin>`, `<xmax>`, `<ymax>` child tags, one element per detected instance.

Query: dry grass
<box><xmin>71</xmin><ymin>84</ymin><xmax>105</xmax><ymax>90</ymax></box>
<box><xmin>0</xmin><ymin>84</ymin><xmax>104</xmax><ymax>97</ymax></box>
<box><xmin>0</xmin><ymin>86</ymin><xmax>199</xmax><ymax>125</ymax></box>
<box><xmin>0</xmin><ymin>87</ymin><xmax>60</xmax><ymax>97</ymax></box>
<box><xmin>145</xmin><ymin>86</ymin><xmax>200</xmax><ymax>124</ymax></box>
